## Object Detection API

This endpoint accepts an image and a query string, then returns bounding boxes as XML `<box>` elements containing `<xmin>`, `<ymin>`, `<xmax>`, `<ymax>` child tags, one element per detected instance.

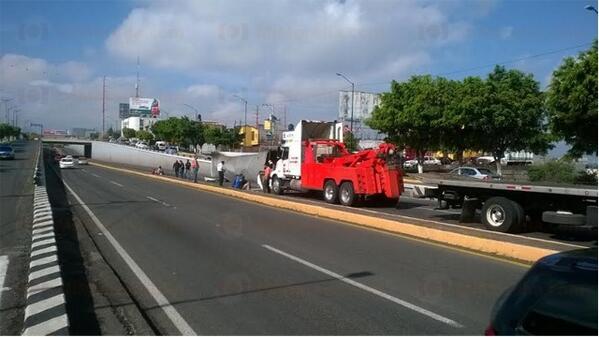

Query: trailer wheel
<box><xmin>271</xmin><ymin>176</ymin><xmax>283</xmax><ymax>195</ymax></box>
<box><xmin>323</xmin><ymin>180</ymin><xmax>338</xmax><ymax>204</ymax></box>
<box><xmin>481</xmin><ymin>197</ymin><xmax>522</xmax><ymax>233</ymax></box>
<box><xmin>339</xmin><ymin>182</ymin><xmax>356</xmax><ymax>206</ymax></box>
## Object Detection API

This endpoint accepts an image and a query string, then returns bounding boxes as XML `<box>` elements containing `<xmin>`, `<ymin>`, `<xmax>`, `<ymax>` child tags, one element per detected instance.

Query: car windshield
<box><xmin>477</xmin><ymin>168</ymin><xmax>494</xmax><ymax>174</ymax></box>
<box><xmin>0</xmin><ymin>146</ymin><xmax>12</xmax><ymax>151</ymax></box>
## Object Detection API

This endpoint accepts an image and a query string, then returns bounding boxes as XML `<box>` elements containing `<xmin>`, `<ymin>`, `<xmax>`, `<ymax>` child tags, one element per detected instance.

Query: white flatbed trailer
<box><xmin>423</xmin><ymin>178</ymin><xmax>598</xmax><ymax>233</ymax></box>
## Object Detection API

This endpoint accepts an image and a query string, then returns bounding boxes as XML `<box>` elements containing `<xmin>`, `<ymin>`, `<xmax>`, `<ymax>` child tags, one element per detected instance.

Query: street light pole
<box><xmin>336</xmin><ymin>73</ymin><xmax>355</xmax><ymax>133</ymax></box>
<box><xmin>233</xmin><ymin>95</ymin><xmax>248</xmax><ymax>126</ymax></box>
<box><xmin>182</xmin><ymin>103</ymin><xmax>200</xmax><ymax>120</ymax></box>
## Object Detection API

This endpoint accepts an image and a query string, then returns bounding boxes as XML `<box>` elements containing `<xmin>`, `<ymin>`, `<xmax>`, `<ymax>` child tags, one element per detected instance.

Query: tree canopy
<box><xmin>367</xmin><ymin>65</ymin><xmax>552</xmax><ymax>174</ymax></box>
<box><xmin>546</xmin><ymin>40</ymin><xmax>598</xmax><ymax>157</ymax></box>
<box><xmin>121</xmin><ymin>127</ymin><xmax>136</xmax><ymax>139</ymax></box>
<box><xmin>203</xmin><ymin>126</ymin><xmax>242</xmax><ymax>150</ymax></box>
<box><xmin>136</xmin><ymin>129</ymin><xmax>154</xmax><ymax>142</ymax></box>
<box><xmin>151</xmin><ymin>117</ymin><xmax>203</xmax><ymax>147</ymax></box>
<box><xmin>0</xmin><ymin>123</ymin><xmax>21</xmax><ymax>140</ymax></box>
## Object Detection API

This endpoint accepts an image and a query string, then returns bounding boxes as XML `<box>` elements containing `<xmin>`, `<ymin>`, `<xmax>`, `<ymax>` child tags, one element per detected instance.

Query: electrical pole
<box><xmin>255</xmin><ymin>105</ymin><xmax>259</xmax><ymax>129</ymax></box>
<box><xmin>102</xmin><ymin>76</ymin><xmax>106</xmax><ymax>138</ymax></box>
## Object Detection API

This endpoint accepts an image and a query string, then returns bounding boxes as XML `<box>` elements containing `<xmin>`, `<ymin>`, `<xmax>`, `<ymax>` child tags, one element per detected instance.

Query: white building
<box><xmin>120</xmin><ymin>116</ymin><xmax>160</xmax><ymax>136</ymax></box>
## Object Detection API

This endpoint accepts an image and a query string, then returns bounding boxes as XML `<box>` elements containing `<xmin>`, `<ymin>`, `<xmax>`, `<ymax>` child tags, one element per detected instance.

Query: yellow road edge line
<box><xmin>89</xmin><ymin>162</ymin><xmax>556</xmax><ymax>265</ymax></box>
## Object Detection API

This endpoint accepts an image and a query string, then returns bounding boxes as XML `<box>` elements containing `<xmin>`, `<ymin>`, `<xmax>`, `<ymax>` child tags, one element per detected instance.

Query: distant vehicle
<box><xmin>59</xmin><ymin>157</ymin><xmax>75</xmax><ymax>169</ymax></box>
<box><xmin>135</xmin><ymin>141</ymin><xmax>149</xmax><ymax>149</ymax></box>
<box><xmin>448</xmin><ymin>167</ymin><xmax>501</xmax><ymax>181</ymax></box>
<box><xmin>486</xmin><ymin>248</ymin><xmax>597</xmax><ymax>335</ymax></box>
<box><xmin>403</xmin><ymin>156</ymin><xmax>441</xmax><ymax>169</ymax></box>
<box><xmin>0</xmin><ymin>145</ymin><xmax>15</xmax><ymax>160</ymax></box>
<box><xmin>164</xmin><ymin>146</ymin><xmax>178</xmax><ymax>155</ymax></box>
<box><xmin>129</xmin><ymin>138</ymin><xmax>139</xmax><ymax>145</ymax></box>
<box><xmin>108</xmin><ymin>138</ymin><xmax>116</xmax><ymax>143</ymax></box>
<box><xmin>155</xmin><ymin>141</ymin><xmax>167</xmax><ymax>151</ymax></box>
<box><xmin>77</xmin><ymin>157</ymin><xmax>88</xmax><ymax>165</ymax></box>
<box><xmin>476</xmin><ymin>152</ymin><xmax>534</xmax><ymax>166</ymax></box>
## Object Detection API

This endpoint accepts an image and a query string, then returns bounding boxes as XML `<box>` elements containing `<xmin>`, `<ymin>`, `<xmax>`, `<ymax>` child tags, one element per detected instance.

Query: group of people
<box><xmin>172</xmin><ymin>157</ymin><xmax>201</xmax><ymax>183</ymax></box>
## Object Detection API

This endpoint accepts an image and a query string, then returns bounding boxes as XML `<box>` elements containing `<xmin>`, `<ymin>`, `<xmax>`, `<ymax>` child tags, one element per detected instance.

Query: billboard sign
<box><xmin>119</xmin><ymin>103</ymin><xmax>130</xmax><ymax>119</ymax></box>
<box><xmin>129</xmin><ymin>97</ymin><xmax>160</xmax><ymax>117</ymax></box>
<box><xmin>338</xmin><ymin>91</ymin><xmax>380</xmax><ymax>122</ymax></box>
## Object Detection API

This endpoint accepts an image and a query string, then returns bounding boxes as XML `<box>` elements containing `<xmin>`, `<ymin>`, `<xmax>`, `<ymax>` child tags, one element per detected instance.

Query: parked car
<box><xmin>155</xmin><ymin>141</ymin><xmax>167</xmax><ymax>151</ymax></box>
<box><xmin>164</xmin><ymin>146</ymin><xmax>178</xmax><ymax>155</ymax></box>
<box><xmin>486</xmin><ymin>248</ymin><xmax>597</xmax><ymax>335</ymax></box>
<box><xmin>0</xmin><ymin>145</ymin><xmax>15</xmax><ymax>160</ymax></box>
<box><xmin>128</xmin><ymin>138</ymin><xmax>139</xmax><ymax>146</ymax></box>
<box><xmin>403</xmin><ymin>156</ymin><xmax>441</xmax><ymax>169</ymax></box>
<box><xmin>77</xmin><ymin>157</ymin><xmax>88</xmax><ymax>165</ymax></box>
<box><xmin>135</xmin><ymin>141</ymin><xmax>149</xmax><ymax>149</ymax></box>
<box><xmin>448</xmin><ymin>167</ymin><xmax>501</xmax><ymax>181</ymax></box>
<box><xmin>59</xmin><ymin>157</ymin><xmax>76</xmax><ymax>169</ymax></box>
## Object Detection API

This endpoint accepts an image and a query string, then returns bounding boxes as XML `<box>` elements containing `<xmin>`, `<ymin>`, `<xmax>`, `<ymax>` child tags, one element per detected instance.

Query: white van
<box><xmin>155</xmin><ymin>141</ymin><xmax>167</xmax><ymax>151</ymax></box>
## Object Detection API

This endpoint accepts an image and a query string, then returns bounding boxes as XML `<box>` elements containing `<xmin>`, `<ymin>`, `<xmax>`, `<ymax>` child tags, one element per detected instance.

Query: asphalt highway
<box><xmin>0</xmin><ymin>140</ymin><xmax>36</xmax><ymax>334</ymax></box>
<box><xmin>54</xmin><ymin>161</ymin><xmax>529</xmax><ymax>335</ymax></box>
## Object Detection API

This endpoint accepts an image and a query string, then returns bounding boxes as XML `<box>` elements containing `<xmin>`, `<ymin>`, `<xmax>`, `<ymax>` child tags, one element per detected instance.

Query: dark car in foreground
<box><xmin>0</xmin><ymin>145</ymin><xmax>15</xmax><ymax>159</ymax></box>
<box><xmin>486</xmin><ymin>248</ymin><xmax>597</xmax><ymax>335</ymax></box>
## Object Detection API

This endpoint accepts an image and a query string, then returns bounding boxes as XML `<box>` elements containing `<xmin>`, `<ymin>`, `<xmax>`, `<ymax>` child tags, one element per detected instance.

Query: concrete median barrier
<box><xmin>89</xmin><ymin>161</ymin><xmax>557</xmax><ymax>264</ymax></box>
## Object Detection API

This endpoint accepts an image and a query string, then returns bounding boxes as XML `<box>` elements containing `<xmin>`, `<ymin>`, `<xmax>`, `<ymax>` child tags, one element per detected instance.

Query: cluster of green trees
<box><xmin>0</xmin><ymin>123</ymin><xmax>21</xmax><ymax>140</ymax></box>
<box><xmin>118</xmin><ymin>117</ymin><xmax>242</xmax><ymax>150</ymax></box>
<box><xmin>367</xmin><ymin>41</ymin><xmax>598</xmax><ymax>174</ymax></box>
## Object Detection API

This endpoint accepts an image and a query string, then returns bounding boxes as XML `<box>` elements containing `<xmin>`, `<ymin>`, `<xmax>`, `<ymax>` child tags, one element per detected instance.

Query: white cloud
<box><xmin>186</xmin><ymin>84</ymin><xmax>220</xmax><ymax>97</ymax></box>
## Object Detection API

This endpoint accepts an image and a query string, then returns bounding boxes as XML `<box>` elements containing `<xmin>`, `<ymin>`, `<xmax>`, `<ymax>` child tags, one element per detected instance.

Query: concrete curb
<box><xmin>90</xmin><ymin>161</ymin><xmax>556</xmax><ymax>264</ymax></box>
<box><xmin>23</xmin><ymin>145</ymin><xmax>69</xmax><ymax>335</ymax></box>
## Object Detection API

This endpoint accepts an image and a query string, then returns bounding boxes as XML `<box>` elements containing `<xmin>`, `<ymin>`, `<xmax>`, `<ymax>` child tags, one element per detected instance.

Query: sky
<box><xmin>0</xmin><ymin>0</ymin><xmax>597</xmax><ymax>151</ymax></box>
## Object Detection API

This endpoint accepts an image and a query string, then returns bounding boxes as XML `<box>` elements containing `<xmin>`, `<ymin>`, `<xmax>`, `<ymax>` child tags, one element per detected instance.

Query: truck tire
<box><xmin>339</xmin><ymin>181</ymin><xmax>356</xmax><ymax>206</ymax></box>
<box><xmin>323</xmin><ymin>180</ymin><xmax>338</xmax><ymax>204</ymax></box>
<box><xmin>542</xmin><ymin>211</ymin><xmax>586</xmax><ymax>226</ymax></box>
<box><xmin>271</xmin><ymin>176</ymin><xmax>283</xmax><ymax>195</ymax></box>
<box><xmin>481</xmin><ymin>197</ymin><xmax>522</xmax><ymax>233</ymax></box>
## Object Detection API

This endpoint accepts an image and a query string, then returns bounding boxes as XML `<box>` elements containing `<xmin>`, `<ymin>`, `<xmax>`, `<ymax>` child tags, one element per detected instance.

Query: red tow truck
<box><xmin>269</xmin><ymin>120</ymin><xmax>403</xmax><ymax>206</ymax></box>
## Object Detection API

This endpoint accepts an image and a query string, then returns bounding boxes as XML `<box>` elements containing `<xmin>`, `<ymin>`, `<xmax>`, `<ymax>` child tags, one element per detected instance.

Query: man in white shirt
<box><xmin>217</xmin><ymin>160</ymin><xmax>225</xmax><ymax>186</ymax></box>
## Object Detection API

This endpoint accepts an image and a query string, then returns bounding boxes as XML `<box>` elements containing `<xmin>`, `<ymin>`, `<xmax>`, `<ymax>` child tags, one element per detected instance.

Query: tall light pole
<box><xmin>183</xmin><ymin>103</ymin><xmax>200</xmax><ymax>120</ymax></box>
<box><xmin>585</xmin><ymin>5</ymin><xmax>598</xmax><ymax>13</ymax></box>
<box><xmin>336</xmin><ymin>72</ymin><xmax>355</xmax><ymax>133</ymax></box>
<box><xmin>233</xmin><ymin>94</ymin><xmax>248</xmax><ymax>126</ymax></box>
<box><xmin>102</xmin><ymin>76</ymin><xmax>106</xmax><ymax>138</ymax></box>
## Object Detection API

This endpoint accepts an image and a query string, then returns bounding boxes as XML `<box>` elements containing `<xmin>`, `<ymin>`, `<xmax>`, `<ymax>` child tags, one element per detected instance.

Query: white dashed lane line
<box><xmin>110</xmin><ymin>181</ymin><xmax>124</xmax><ymax>187</ymax></box>
<box><xmin>262</xmin><ymin>244</ymin><xmax>463</xmax><ymax>329</ymax></box>
<box><xmin>146</xmin><ymin>196</ymin><xmax>171</xmax><ymax>207</ymax></box>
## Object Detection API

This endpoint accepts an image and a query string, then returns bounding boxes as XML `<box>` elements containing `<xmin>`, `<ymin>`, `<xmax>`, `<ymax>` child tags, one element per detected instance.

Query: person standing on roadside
<box><xmin>192</xmin><ymin>156</ymin><xmax>199</xmax><ymax>183</ymax></box>
<box><xmin>173</xmin><ymin>160</ymin><xmax>180</xmax><ymax>177</ymax></box>
<box><xmin>185</xmin><ymin>159</ymin><xmax>191</xmax><ymax>179</ymax></box>
<box><xmin>217</xmin><ymin>160</ymin><xmax>225</xmax><ymax>186</ymax></box>
<box><xmin>178</xmin><ymin>160</ymin><xmax>185</xmax><ymax>178</ymax></box>
<box><xmin>262</xmin><ymin>161</ymin><xmax>272</xmax><ymax>193</ymax></box>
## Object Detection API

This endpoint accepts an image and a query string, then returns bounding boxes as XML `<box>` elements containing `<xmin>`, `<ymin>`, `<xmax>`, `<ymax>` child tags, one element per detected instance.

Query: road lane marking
<box><xmin>25</xmin><ymin>293</ymin><xmax>65</xmax><ymax>319</ymax></box>
<box><xmin>91</xmin><ymin>173</ymin><xmax>100</xmax><ymax>178</ymax></box>
<box><xmin>1</xmin><ymin>255</ymin><xmax>9</xmax><ymax>292</ymax></box>
<box><xmin>146</xmin><ymin>196</ymin><xmax>171</xmax><ymax>207</ymax></box>
<box><xmin>23</xmin><ymin>313</ymin><xmax>68</xmax><ymax>336</ymax></box>
<box><xmin>110</xmin><ymin>181</ymin><xmax>124</xmax><ymax>187</ymax></box>
<box><xmin>64</xmin><ymin>182</ymin><xmax>196</xmax><ymax>335</ymax></box>
<box><xmin>262</xmin><ymin>244</ymin><xmax>463</xmax><ymax>328</ymax></box>
<box><xmin>28</xmin><ymin>265</ymin><xmax>60</xmax><ymax>282</ymax></box>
